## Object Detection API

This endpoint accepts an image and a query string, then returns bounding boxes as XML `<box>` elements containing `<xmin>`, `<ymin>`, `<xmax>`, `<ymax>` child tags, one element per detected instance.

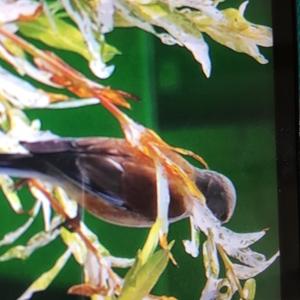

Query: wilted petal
<box><xmin>80</xmin><ymin>223</ymin><xmax>110</xmax><ymax>256</ymax></box>
<box><xmin>84</xmin><ymin>250</ymin><xmax>103</xmax><ymax>287</ymax></box>
<box><xmin>185</xmin><ymin>2</ymin><xmax>272</xmax><ymax>64</ymax></box>
<box><xmin>0</xmin><ymin>43</ymin><xmax>61</xmax><ymax>87</ymax></box>
<box><xmin>53</xmin><ymin>187</ymin><xmax>78</xmax><ymax>219</ymax></box>
<box><xmin>0</xmin><ymin>132</ymin><xmax>28</xmax><ymax>153</ymax></box>
<box><xmin>60</xmin><ymin>227</ymin><xmax>87</xmax><ymax>265</ymax></box>
<box><xmin>0</xmin><ymin>66</ymin><xmax>50</xmax><ymax>108</ymax></box>
<box><xmin>155</xmin><ymin>161</ymin><xmax>170</xmax><ymax>236</ymax></box>
<box><xmin>200</xmin><ymin>278</ymin><xmax>237</xmax><ymax>300</ymax></box>
<box><xmin>61</xmin><ymin>0</ymin><xmax>114</xmax><ymax>79</ymax></box>
<box><xmin>0</xmin><ymin>201</ymin><xmax>41</xmax><ymax>247</ymax></box>
<box><xmin>0</xmin><ymin>227</ymin><xmax>60</xmax><ymax>261</ymax></box>
<box><xmin>232</xmin><ymin>251</ymin><xmax>279</xmax><ymax>280</ymax></box>
<box><xmin>0</xmin><ymin>0</ymin><xmax>40</xmax><ymax>23</ymax></box>
<box><xmin>202</xmin><ymin>232</ymin><xmax>219</xmax><ymax>279</ymax></box>
<box><xmin>191</xmin><ymin>200</ymin><xmax>266</xmax><ymax>252</ymax></box>
<box><xmin>29</xmin><ymin>184</ymin><xmax>52</xmax><ymax>232</ymax></box>
<box><xmin>115</xmin><ymin>2</ymin><xmax>167</xmax><ymax>42</ymax></box>
<box><xmin>41</xmin><ymin>192</ymin><xmax>52</xmax><ymax>231</ymax></box>
<box><xmin>213</xmin><ymin>227</ymin><xmax>266</xmax><ymax>254</ymax></box>
<box><xmin>0</xmin><ymin>217</ymin><xmax>33</xmax><ymax>247</ymax></box>
<box><xmin>216</xmin><ymin>278</ymin><xmax>237</xmax><ymax>300</ymax></box>
<box><xmin>46</xmin><ymin>98</ymin><xmax>100</xmax><ymax>109</ymax></box>
<box><xmin>167</xmin><ymin>29</ymin><xmax>210</xmax><ymax>77</ymax></box>
<box><xmin>124</xmin><ymin>3</ymin><xmax>211</xmax><ymax>76</ymax></box>
<box><xmin>200</xmin><ymin>277</ymin><xmax>220</xmax><ymax>300</ymax></box>
<box><xmin>183</xmin><ymin>217</ymin><xmax>200</xmax><ymax>257</ymax></box>
<box><xmin>229</xmin><ymin>247</ymin><xmax>267</xmax><ymax>267</ymax></box>
<box><xmin>17</xmin><ymin>249</ymin><xmax>71</xmax><ymax>300</ymax></box>
<box><xmin>95</xmin><ymin>0</ymin><xmax>115</xmax><ymax>33</ymax></box>
<box><xmin>0</xmin><ymin>175</ymin><xmax>24</xmax><ymax>213</ymax></box>
<box><xmin>242</xmin><ymin>278</ymin><xmax>256</xmax><ymax>300</ymax></box>
<box><xmin>108</xmin><ymin>256</ymin><xmax>135</xmax><ymax>268</ymax></box>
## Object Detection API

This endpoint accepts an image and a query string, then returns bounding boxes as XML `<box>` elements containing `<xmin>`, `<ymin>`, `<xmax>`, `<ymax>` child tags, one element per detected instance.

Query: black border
<box><xmin>272</xmin><ymin>1</ymin><xmax>300</xmax><ymax>299</ymax></box>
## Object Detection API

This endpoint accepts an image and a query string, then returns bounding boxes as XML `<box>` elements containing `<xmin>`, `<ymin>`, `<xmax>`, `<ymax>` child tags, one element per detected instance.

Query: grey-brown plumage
<box><xmin>0</xmin><ymin>138</ymin><xmax>236</xmax><ymax>227</ymax></box>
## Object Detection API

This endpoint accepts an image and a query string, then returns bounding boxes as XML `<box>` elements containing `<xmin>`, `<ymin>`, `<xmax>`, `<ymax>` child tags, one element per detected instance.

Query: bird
<box><xmin>0</xmin><ymin>137</ymin><xmax>236</xmax><ymax>227</ymax></box>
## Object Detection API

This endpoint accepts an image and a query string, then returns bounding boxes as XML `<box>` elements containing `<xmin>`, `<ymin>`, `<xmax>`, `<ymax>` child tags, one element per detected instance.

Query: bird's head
<box><xmin>195</xmin><ymin>170</ymin><xmax>237</xmax><ymax>223</ymax></box>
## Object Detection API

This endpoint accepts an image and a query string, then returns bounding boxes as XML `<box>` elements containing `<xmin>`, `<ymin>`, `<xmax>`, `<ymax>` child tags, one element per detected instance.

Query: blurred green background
<box><xmin>0</xmin><ymin>1</ymin><xmax>280</xmax><ymax>299</ymax></box>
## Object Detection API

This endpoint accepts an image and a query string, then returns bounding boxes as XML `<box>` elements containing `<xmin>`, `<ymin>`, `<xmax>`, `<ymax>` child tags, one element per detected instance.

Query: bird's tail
<box><xmin>0</xmin><ymin>153</ymin><xmax>47</xmax><ymax>180</ymax></box>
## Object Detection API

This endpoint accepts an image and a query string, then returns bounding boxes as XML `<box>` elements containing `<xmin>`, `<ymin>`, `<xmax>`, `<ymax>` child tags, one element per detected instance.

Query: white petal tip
<box><xmin>239</xmin><ymin>1</ymin><xmax>249</xmax><ymax>16</ymax></box>
<box><xmin>183</xmin><ymin>240</ymin><xmax>199</xmax><ymax>258</ymax></box>
<box><xmin>89</xmin><ymin>60</ymin><xmax>115</xmax><ymax>79</ymax></box>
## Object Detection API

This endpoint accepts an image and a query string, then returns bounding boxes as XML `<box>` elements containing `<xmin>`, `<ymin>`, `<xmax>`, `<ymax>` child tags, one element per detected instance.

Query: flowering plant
<box><xmin>0</xmin><ymin>1</ymin><xmax>277</xmax><ymax>300</ymax></box>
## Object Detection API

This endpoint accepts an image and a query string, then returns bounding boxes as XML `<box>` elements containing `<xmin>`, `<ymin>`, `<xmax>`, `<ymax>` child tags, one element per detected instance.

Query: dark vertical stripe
<box><xmin>272</xmin><ymin>1</ymin><xmax>300</xmax><ymax>299</ymax></box>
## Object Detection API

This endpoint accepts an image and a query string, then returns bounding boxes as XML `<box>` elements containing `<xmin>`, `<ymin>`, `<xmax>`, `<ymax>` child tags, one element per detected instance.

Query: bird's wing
<box><xmin>21</xmin><ymin>138</ymin><xmax>189</xmax><ymax>222</ymax></box>
<box><xmin>21</xmin><ymin>137</ymin><xmax>125</xmax><ymax>154</ymax></box>
<box><xmin>20</xmin><ymin>138</ymin><xmax>154</xmax><ymax>211</ymax></box>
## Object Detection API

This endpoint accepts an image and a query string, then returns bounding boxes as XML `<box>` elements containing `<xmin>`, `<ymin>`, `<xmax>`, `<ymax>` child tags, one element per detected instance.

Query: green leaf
<box><xmin>102</xmin><ymin>42</ymin><xmax>121</xmax><ymax>63</ymax></box>
<box><xmin>18</xmin><ymin>14</ymin><xmax>120</xmax><ymax>64</ymax></box>
<box><xmin>18</xmin><ymin>15</ymin><xmax>91</xmax><ymax>59</ymax></box>
<box><xmin>119</xmin><ymin>249</ymin><xmax>170</xmax><ymax>300</ymax></box>
<box><xmin>139</xmin><ymin>219</ymin><xmax>161</xmax><ymax>264</ymax></box>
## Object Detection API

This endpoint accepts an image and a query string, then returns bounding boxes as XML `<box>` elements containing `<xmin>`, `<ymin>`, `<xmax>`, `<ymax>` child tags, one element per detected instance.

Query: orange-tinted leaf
<box><xmin>68</xmin><ymin>283</ymin><xmax>107</xmax><ymax>297</ymax></box>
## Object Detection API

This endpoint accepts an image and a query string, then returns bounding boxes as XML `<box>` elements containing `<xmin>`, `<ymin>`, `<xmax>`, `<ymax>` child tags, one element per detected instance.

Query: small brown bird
<box><xmin>0</xmin><ymin>138</ymin><xmax>236</xmax><ymax>227</ymax></box>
